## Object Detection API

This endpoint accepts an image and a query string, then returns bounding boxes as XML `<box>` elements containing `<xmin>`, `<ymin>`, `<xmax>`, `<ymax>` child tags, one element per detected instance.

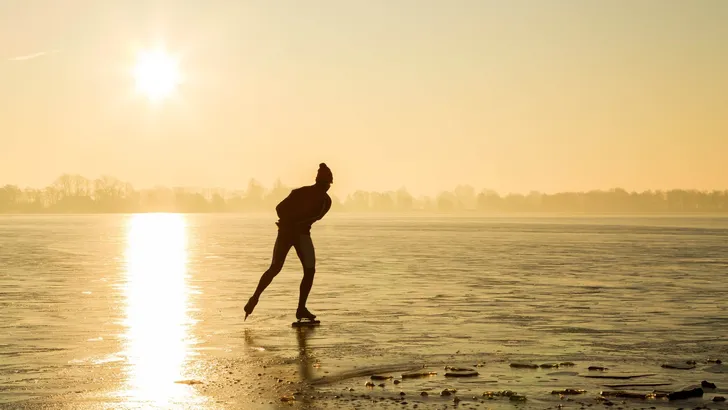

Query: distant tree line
<box><xmin>1</xmin><ymin>174</ymin><xmax>727</xmax><ymax>214</ymax></box>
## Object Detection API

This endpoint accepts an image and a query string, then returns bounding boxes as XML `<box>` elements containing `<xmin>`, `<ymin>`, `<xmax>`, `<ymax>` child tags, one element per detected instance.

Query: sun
<box><xmin>133</xmin><ymin>49</ymin><xmax>181</xmax><ymax>102</ymax></box>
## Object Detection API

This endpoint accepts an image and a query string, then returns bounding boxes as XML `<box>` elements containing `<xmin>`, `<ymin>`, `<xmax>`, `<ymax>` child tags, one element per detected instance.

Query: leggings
<box><xmin>251</xmin><ymin>230</ymin><xmax>317</xmax><ymax>309</ymax></box>
<box><xmin>270</xmin><ymin>231</ymin><xmax>315</xmax><ymax>270</ymax></box>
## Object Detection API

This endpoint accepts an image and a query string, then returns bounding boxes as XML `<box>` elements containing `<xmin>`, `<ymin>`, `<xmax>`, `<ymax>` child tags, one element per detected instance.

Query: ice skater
<box><xmin>244</xmin><ymin>163</ymin><xmax>333</xmax><ymax>323</ymax></box>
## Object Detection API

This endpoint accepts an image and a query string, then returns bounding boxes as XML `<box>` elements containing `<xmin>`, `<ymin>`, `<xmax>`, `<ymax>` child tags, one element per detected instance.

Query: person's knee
<box><xmin>303</xmin><ymin>266</ymin><xmax>315</xmax><ymax>278</ymax></box>
<box><xmin>267</xmin><ymin>263</ymin><xmax>284</xmax><ymax>276</ymax></box>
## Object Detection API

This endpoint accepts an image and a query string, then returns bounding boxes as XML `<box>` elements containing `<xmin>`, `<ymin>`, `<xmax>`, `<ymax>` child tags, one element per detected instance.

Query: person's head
<box><xmin>315</xmin><ymin>163</ymin><xmax>333</xmax><ymax>192</ymax></box>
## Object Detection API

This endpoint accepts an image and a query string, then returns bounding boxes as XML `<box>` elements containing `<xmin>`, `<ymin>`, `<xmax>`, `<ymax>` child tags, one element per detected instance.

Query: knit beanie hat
<box><xmin>316</xmin><ymin>163</ymin><xmax>333</xmax><ymax>184</ymax></box>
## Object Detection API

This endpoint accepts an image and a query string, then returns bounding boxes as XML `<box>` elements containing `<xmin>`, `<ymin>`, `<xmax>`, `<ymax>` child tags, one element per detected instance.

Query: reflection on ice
<box><xmin>119</xmin><ymin>213</ymin><xmax>200</xmax><ymax>406</ymax></box>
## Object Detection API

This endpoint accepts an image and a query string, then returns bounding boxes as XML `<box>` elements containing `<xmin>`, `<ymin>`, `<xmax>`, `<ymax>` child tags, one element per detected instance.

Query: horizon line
<box><xmin>2</xmin><ymin>173</ymin><xmax>728</xmax><ymax>198</ymax></box>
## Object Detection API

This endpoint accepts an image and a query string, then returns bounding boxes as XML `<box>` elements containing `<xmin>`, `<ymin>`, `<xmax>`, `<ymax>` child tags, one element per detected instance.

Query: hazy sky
<box><xmin>2</xmin><ymin>1</ymin><xmax>727</xmax><ymax>196</ymax></box>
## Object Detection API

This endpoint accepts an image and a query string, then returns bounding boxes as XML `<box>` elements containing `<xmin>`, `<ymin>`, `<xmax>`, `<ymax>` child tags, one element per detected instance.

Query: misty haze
<box><xmin>2</xmin><ymin>1</ymin><xmax>727</xmax><ymax>410</ymax></box>
<box><xmin>2</xmin><ymin>174</ymin><xmax>728</xmax><ymax>214</ymax></box>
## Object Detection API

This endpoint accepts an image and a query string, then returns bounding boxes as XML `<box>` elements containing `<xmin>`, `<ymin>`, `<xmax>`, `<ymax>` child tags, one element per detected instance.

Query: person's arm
<box><xmin>295</xmin><ymin>195</ymin><xmax>332</xmax><ymax>226</ymax></box>
<box><xmin>276</xmin><ymin>190</ymin><xmax>300</xmax><ymax>222</ymax></box>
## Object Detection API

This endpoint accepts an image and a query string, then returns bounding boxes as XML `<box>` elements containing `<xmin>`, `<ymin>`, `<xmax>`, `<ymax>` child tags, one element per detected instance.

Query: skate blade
<box><xmin>292</xmin><ymin>319</ymin><xmax>320</xmax><ymax>327</ymax></box>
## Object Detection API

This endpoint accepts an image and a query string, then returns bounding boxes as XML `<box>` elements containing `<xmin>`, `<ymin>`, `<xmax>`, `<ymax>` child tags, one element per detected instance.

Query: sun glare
<box><xmin>133</xmin><ymin>49</ymin><xmax>181</xmax><ymax>102</ymax></box>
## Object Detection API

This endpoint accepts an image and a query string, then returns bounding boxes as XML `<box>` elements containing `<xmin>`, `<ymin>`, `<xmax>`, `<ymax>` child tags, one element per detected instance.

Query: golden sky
<box><xmin>2</xmin><ymin>1</ymin><xmax>727</xmax><ymax>196</ymax></box>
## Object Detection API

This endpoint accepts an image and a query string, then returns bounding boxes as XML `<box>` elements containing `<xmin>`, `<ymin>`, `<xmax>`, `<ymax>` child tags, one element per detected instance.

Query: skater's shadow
<box><xmin>293</xmin><ymin>326</ymin><xmax>319</xmax><ymax>409</ymax></box>
<box><xmin>296</xmin><ymin>326</ymin><xmax>316</xmax><ymax>383</ymax></box>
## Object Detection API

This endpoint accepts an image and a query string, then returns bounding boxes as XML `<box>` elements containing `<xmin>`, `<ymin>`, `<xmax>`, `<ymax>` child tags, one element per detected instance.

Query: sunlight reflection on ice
<box><xmin>119</xmin><ymin>213</ymin><xmax>202</xmax><ymax>406</ymax></box>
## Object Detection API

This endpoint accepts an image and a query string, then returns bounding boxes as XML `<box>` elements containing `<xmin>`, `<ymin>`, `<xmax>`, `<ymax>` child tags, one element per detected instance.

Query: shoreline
<box><xmin>287</xmin><ymin>358</ymin><xmax>727</xmax><ymax>410</ymax></box>
<box><xmin>3</xmin><ymin>350</ymin><xmax>726</xmax><ymax>409</ymax></box>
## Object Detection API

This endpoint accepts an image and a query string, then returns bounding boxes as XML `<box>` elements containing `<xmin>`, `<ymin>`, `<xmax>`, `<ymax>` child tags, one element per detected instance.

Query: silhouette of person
<box><xmin>244</xmin><ymin>163</ymin><xmax>333</xmax><ymax>321</ymax></box>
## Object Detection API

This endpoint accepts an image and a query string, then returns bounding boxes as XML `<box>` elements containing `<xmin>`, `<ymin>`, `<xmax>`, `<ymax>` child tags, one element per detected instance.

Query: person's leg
<box><xmin>293</xmin><ymin>234</ymin><xmax>316</xmax><ymax>317</ymax></box>
<box><xmin>245</xmin><ymin>231</ymin><xmax>292</xmax><ymax>318</ymax></box>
